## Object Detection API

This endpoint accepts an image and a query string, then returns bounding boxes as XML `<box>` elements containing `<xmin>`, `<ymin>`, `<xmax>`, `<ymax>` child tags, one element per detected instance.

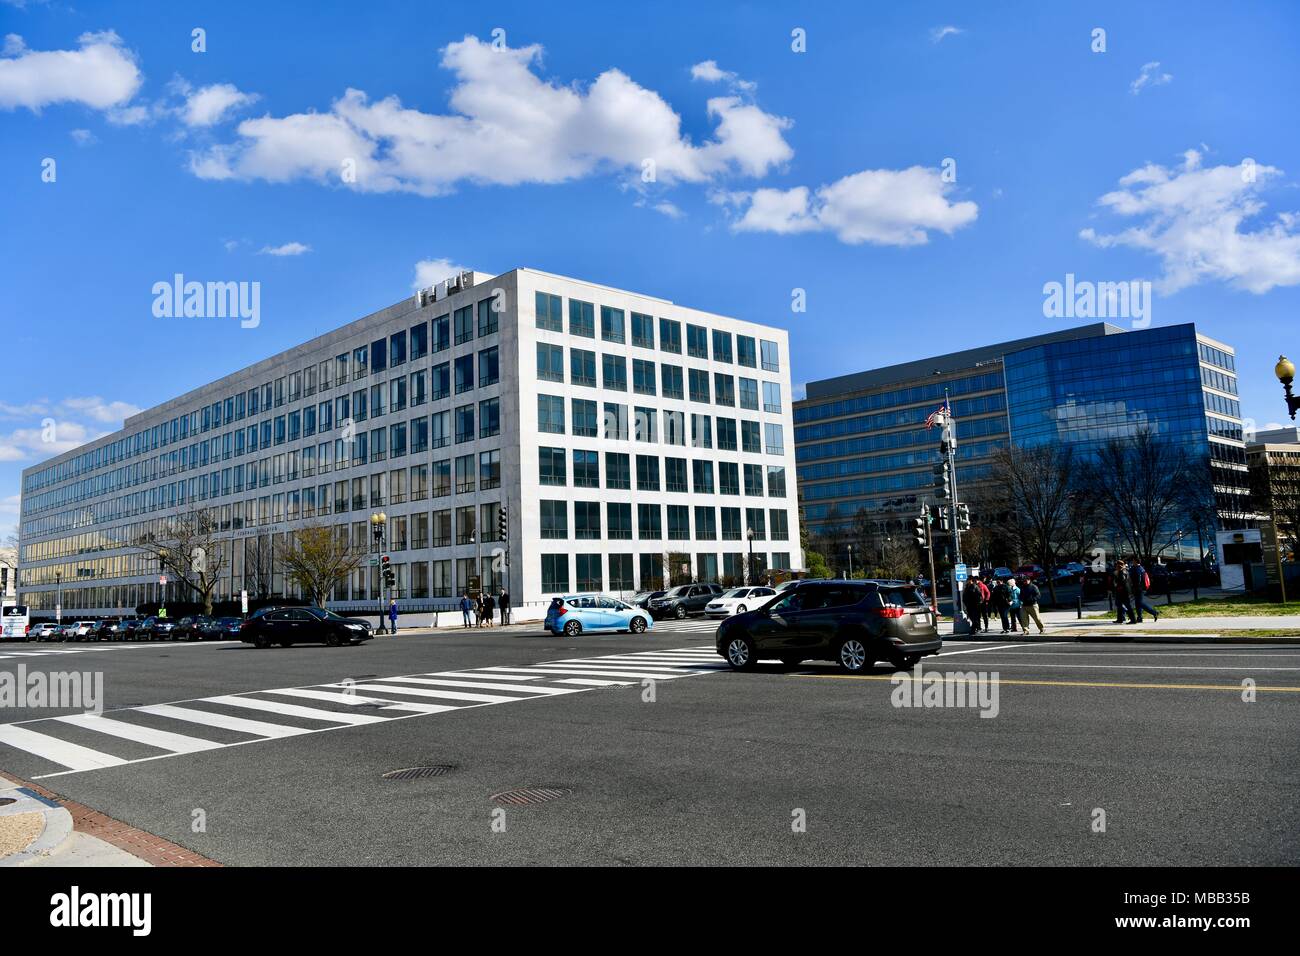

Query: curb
<box><xmin>0</xmin><ymin>786</ymin><xmax>73</xmax><ymax>867</ymax></box>
<box><xmin>947</xmin><ymin>632</ymin><xmax>1300</xmax><ymax>644</ymax></box>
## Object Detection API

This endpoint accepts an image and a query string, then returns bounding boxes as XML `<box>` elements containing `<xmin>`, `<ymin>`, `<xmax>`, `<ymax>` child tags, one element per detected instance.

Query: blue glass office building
<box><xmin>795</xmin><ymin>322</ymin><xmax>1250</xmax><ymax>543</ymax></box>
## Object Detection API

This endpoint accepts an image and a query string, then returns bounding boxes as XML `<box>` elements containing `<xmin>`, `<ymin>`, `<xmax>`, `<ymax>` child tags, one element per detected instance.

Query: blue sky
<box><xmin>3</xmin><ymin>0</ymin><xmax>1300</xmax><ymax>541</ymax></box>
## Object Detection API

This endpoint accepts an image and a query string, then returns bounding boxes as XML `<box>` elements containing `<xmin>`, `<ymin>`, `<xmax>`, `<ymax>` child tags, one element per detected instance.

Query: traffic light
<box><xmin>913</xmin><ymin>511</ymin><xmax>929</xmax><ymax>548</ymax></box>
<box><xmin>381</xmin><ymin>554</ymin><xmax>395</xmax><ymax>588</ymax></box>
<box><xmin>498</xmin><ymin>506</ymin><xmax>508</xmax><ymax>542</ymax></box>
<box><xmin>933</xmin><ymin>461</ymin><xmax>952</xmax><ymax>499</ymax></box>
<box><xmin>938</xmin><ymin>508</ymin><xmax>951</xmax><ymax>532</ymax></box>
<box><xmin>957</xmin><ymin>503</ymin><xmax>971</xmax><ymax>531</ymax></box>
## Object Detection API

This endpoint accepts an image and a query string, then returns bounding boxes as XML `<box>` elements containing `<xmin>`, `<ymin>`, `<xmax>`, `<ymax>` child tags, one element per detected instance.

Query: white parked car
<box><xmin>71</xmin><ymin>621</ymin><xmax>97</xmax><ymax>640</ymax></box>
<box><xmin>705</xmin><ymin>586</ymin><xmax>777</xmax><ymax>618</ymax></box>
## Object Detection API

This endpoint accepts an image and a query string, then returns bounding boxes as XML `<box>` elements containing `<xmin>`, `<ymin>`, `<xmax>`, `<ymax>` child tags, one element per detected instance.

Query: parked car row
<box><xmin>23</xmin><ymin>615</ymin><xmax>245</xmax><ymax>642</ymax></box>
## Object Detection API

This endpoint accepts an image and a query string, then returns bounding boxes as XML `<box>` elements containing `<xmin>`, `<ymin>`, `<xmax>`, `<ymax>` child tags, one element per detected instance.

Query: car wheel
<box><xmin>890</xmin><ymin>653</ymin><xmax>922</xmax><ymax>670</ymax></box>
<box><xmin>724</xmin><ymin>635</ymin><xmax>757</xmax><ymax>670</ymax></box>
<box><xmin>629</xmin><ymin>616</ymin><xmax>647</xmax><ymax>634</ymax></box>
<box><xmin>563</xmin><ymin>619</ymin><xmax>583</xmax><ymax>637</ymax></box>
<box><xmin>837</xmin><ymin>636</ymin><xmax>871</xmax><ymax>673</ymax></box>
<box><xmin>326</xmin><ymin>630</ymin><xmax>343</xmax><ymax>647</ymax></box>
<box><xmin>674</xmin><ymin>606</ymin><xmax>687</xmax><ymax>619</ymax></box>
<box><xmin>253</xmin><ymin>634</ymin><xmax>270</xmax><ymax>649</ymax></box>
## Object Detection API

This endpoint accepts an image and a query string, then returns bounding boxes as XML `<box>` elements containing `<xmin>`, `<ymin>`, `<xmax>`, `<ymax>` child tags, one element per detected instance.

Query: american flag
<box><xmin>924</xmin><ymin>398</ymin><xmax>950</xmax><ymax>430</ymax></box>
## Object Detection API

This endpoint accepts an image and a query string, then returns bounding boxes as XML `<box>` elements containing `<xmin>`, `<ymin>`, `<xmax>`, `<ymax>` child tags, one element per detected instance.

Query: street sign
<box><xmin>369</xmin><ymin>558</ymin><xmax>379</xmax><ymax>567</ymax></box>
<box><xmin>160</xmin><ymin>575</ymin><xmax>167</xmax><ymax>585</ymax></box>
<box><xmin>955</xmin><ymin>563</ymin><xmax>968</xmax><ymax>582</ymax></box>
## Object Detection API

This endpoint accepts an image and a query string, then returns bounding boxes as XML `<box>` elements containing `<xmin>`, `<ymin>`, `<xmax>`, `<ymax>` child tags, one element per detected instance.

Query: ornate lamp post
<box><xmin>746</xmin><ymin>527</ymin><xmax>755</xmax><ymax>586</ymax></box>
<box><xmin>1277</xmin><ymin>355</ymin><xmax>1300</xmax><ymax>420</ymax></box>
<box><xmin>847</xmin><ymin>543</ymin><xmax>854</xmax><ymax>580</ymax></box>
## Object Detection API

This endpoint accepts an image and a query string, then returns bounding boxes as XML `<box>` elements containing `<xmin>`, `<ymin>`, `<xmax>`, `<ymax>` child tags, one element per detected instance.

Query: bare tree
<box><xmin>1090</xmin><ymin>430</ymin><xmax>1196</xmax><ymax>564</ymax></box>
<box><xmin>243</xmin><ymin>535</ymin><xmax>274</xmax><ymax>599</ymax></box>
<box><xmin>991</xmin><ymin>443</ymin><xmax>1098</xmax><ymax>605</ymax></box>
<box><xmin>135</xmin><ymin>510</ymin><xmax>229</xmax><ymax>616</ymax></box>
<box><xmin>878</xmin><ymin>537</ymin><xmax>921</xmax><ymax>582</ymax></box>
<box><xmin>277</xmin><ymin>523</ymin><xmax>366</xmax><ymax>608</ymax></box>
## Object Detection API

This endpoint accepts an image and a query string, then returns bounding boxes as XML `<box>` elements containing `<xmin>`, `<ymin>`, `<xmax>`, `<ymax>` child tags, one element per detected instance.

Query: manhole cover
<box><xmin>490</xmin><ymin>787</ymin><xmax>571</xmax><ymax>806</ymax></box>
<box><xmin>382</xmin><ymin>765</ymin><xmax>456</xmax><ymax>780</ymax></box>
<box><xmin>0</xmin><ymin>797</ymin><xmax>16</xmax><ymax>807</ymax></box>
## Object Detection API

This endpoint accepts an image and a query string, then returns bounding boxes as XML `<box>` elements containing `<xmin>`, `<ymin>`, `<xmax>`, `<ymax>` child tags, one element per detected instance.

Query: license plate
<box><xmin>916</xmin><ymin>613</ymin><xmax>930</xmax><ymax>624</ymax></box>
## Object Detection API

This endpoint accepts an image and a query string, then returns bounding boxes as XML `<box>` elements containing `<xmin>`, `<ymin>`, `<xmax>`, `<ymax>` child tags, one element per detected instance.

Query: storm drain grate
<box><xmin>490</xmin><ymin>787</ymin><xmax>571</xmax><ymax>806</ymax></box>
<box><xmin>382</xmin><ymin>765</ymin><xmax>456</xmax><ymax>781</ymax></box>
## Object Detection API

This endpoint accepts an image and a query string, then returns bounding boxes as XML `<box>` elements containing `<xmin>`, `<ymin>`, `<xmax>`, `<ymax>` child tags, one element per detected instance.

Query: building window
<box><xmin>576</xmin><ymin>553</ymin><xmax>602</xmax><ymax>591</ymax></box>
<box><xmin>479</xmin><ymin>397</ymin><xmax>500</xmax><ymax>438</ymax></box>
<box><xmin>744</xmin><ymin>463</ymin><xmax>764</xmax><ymax>497</ymax></box>
<box><xmin>574</xmin><ymin>502</ymin><xmax>602</xmax><ymax>540</ymax></box>
<box><xmin>603</xmin><ymin>403</ymin><xmax>628</xmax><ymax>441</ymax></box>
<box><xmin>432</xmin><ymin>314</ymin><xmax>450</xmax><ymax>352</ymax></box>
<box><xmin>390</xmin><ymin>330</ymin><xmax>408</xmax><ymax>367</ymax></box>
<box><xmin>636</xmin><ymin>454</ymin><xmax>660</xmax><ymax>491</ymax></box>
<box><xmin>687</xmin><ymin>324</ymin><xmax>709</xmax><ymax>359</ymax></box>
<box><xmin>607</xmin><ymin>502</ymin><xmax>633</xmax><ymax>539</ymax></box>
<box><xmin>631</xmin><ymin>312</ymin><xmax>655</xmax><ymax>349</ymax></box>
<box><xmin>432</xmin><ymin>362</ymin><xmax>450</xmax><ymax>400</ymax></box>
<box><xmin>765</xmin><ymin>422</ymin><xmax>785</xmax><ymax>455</ymax></box>
<box><xmin>454</xmin><ymin>305</ymin><xmax>474</xmax><ymax>345</ymax></box>
<box><xmin>609</xmin><ymin>553</ymin><xmax>634</xmax><ymax>591</ymax></box>
<box><xmin>479</xmin><ymin>449</ymin><xmax>501</xmax><ymax>489</ymax></box>
<box><xmin>605</xmin><ymin>452</ymin><xmax>631</xmax><ymax>490</ymax></box>
<box><xmin>455</xmin><ymin>405</ymin><xmax>475</xmax><ymax>443</ymax></box>
<box><xmin>766</xmin><ymin>465</ymin><xmax>787</xmax><ymax>497</ymax></box>
<box><xmin>663</xmin><ymin>409</ymin><xmax>686</xmax><ymax>446</ymax></box>
<box><xmin>665</xmin><ymin>456</ymin><xmax>688</xmax><ymax>493</ymax></box>
<box><xmin>569</xmin><ymin>299</ymin><xmax>595</xmax><ymax>338</ymax></box>
<box><xmin>478</xmin><ymin>346</ymin><xmax>499</xmax><ymax>387</ymax></box>
<box><xmin>667</xmin><ymin>504</ymin><xmax>691</xmax><ymax>540</ymax></box>
<box><xmin>477</xmin><ymin>298</ymin><xmax>498</xmax><ymax>337</ymax></box>
<box><xmin>536</xmin><ymin>292</ymin><xmax>563</xmax><ymax>331</ymax></box>
<box><xmin>742</xmin><ymin>420</ymin><xmax>761</xmax><ymax>454</ymax></box>
<box><xmin>539</xmin><ymin>446</ymin><xmax>567</xmax><ymax>486</ymax></box>
<box><xmin>541</xmin><ymin>554</ymin><xmax>569</xmax><ymax>593</ymax></box>
<box><xmin>717</xmin><ymin>417</ymin><xmax>738</xmax><ymax>451</ymax></box>
<box><xmin>537</xmin><ymin>343</ymin><xmax>564</xmax><ymax>382</ymax></box>
<box><xmin>454</xmin><ymin>355</ymin><xmax>475</xmax><ymax>394</ymax></box>
<box><xmin>570</xmin><ymin>348</ymin><xmax>597</xmax><ymax>387</ymax></box>
<box><xmin>721</xmin><ymin>507</ymin><xmax>742</xmax><ymax>540</ymax></box>
<box><xmin>635</xmin><ymin>407</ymin><xmax>658</xmax><ymax>443</ymax></box>
<box><xmin>712</xmin><ymin>329</ymin><xmax>733</xmax><ymax>363</ymax></box>
<box><xmin>638</xmin><ymin>503</ymin><xmax>662</xmax><ymax>539</ymax></box>
<box><xmin>719</xmin><ymin>461</ymin><xmax>740</xmax><ymax>495</ymax></box>
<box><xmin>659</xmin><ymin>318</ymin><xmax>682</xmax><ymax>354</ymax></box>
<box><xmin>633</xmin><ymin>358</ymin><xmax>657</xmax><ymax>395</ymax></box>
<box><xmin>573</xmin><ymin>449</ymin><xmax>600</xmax><ymax>488</ymax></box>
<box><xmin>739</xmin><ymin>377</ymin><xmax>759</xmax><ymax>410</ymax></box>
<box><xmin>600</xmin><ymin>305</ymin><xmax>625</xmax><ymax>343</ymax></box>
<box><xmin>692</xmin><ymin>459</ymin><xmax>715</xmax><ymax>494</ymax></box>
<box><xmin>770</xmin><ymin>509</ymin><xmax>790</xmax><ymax>541</ymax></box>
<box><xmin>689</xmin><ymin>369</ymin><xmax>711</xmax><ymax>404</ymax></box>
<box><xmin>538</xmin><ymin>394</ymin><xmax>566</xmax><ymax>434</ymax></box>
<box><xmin>738</xmin><ymin>335</ymin><xmax>757</xmax><ymax>368</ymax></box>
<box><xmin>694</xmin><ymin>506</ymin><xmax>717</xmax><ymax>540</ymax></box>
<box><xmin>455</xmin><ymin>455</ymin><xmax>475</xmax><ymax>494</ymax></box>
<box><xmin>541</xmin><ymin>500</ymin><xmax>568</xmax><ymax>539</ymax></box>
<box><xmin>761</xmin><ymin>340</ymin><xmax>780</xmax><ymax>372</ymax></box>
<box><xmin>763</xmin><ymin>381</ymin><xmax>782</xmax><ymax>414</ymax></box>
<box><xmin>690</xmin><ymin>414</ymin><xmax>712</xmax><ymax>449</ymax></box>
<box><xmin>661</xmin><ymin>364</ymin><xmax>684</xmax><ymax>400</ymax></box>
<box><xmin>602</xmin><ymin>354</ymin><xmax>627</xmax><ymax>391</ymax></box>
<box><xmin>410</xmin><ymin>321</ymin><xmax>429</xmax><ymax>360</ymax></box>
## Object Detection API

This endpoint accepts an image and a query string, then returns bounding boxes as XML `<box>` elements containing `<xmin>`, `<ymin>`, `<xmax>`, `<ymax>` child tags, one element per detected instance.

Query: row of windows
<box><xmin>797</xmin><ymin>439</ymin><xmax>1007</xmax><ymax>484</ymax></box>
<box><xmin>1200</xmin><ymin>365</ymin><xmax>1238</xmax><ymax>396</ymax></box>
<box><xmin>1198</xmin><ymin>342</ymin><xmax>1236</xmax><ymax>372</ymax></box>
<box><xmin>796</xmin><ymin>413</ymin><xmax>1007</xmax><ymax>463</ymax></box>
<box><xmin>534</xmin><ymin>292</ymin><xmax>780</xmax><ymax>370</ymax></box>
<box><xmin>795</xmin><ymin>393</ymin><xmax>1008</xmax><ymax>444</ymax></box>
<box><xmin>536</xmin><ymin>447</ymin><xmax>788</xmax><ymax>496</ymax></box>
<box><xmin>539</xmin><ymin>550</ymin><xmax>794</xmax><ymax>594</ymax></box>
<box><xmin>536</xmin><ymin>397</ymin><xmax>784</xmax><ymax>453</ymax></box>
<box><xmin>793</xmin><ymin>371</ymin><xmax>1004</xmax><ymax>424</ymax></box>
<box><xmin>25</xmin><ymin>306</ymin><xmax>507</xmax><ymax>495</ymax></box>
<box><xmin>539</xmin><ymin>501</ymin><xmax>790</xmax><ymax>542</ymax></box>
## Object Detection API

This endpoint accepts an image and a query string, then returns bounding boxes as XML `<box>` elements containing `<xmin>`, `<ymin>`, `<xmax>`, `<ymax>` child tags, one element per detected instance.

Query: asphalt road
<box><xmin>2</xmin><ymin>626</ymin><xmax>1298</xmax><ymax>866</ymax></box>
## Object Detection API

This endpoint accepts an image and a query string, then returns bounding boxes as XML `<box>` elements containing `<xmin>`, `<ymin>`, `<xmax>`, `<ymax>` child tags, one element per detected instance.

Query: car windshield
<box><xmin>303</xmin><ymin>607</ymin><xmax>349</xmax><ymax>622</ymax></box>
<box><xmin>665</xmin><ymin>586</ymin><xmax>690</xmax><ymax>597</ymax></box>
<box><xmin>721</xmin><ymin>589</ymin><xmax>750</xmax><ymax>599</ymax></box>
<box><xmin>218</xmin><ymin>617</ymin><xmax>241</xmax><ymax>625</ymax></box>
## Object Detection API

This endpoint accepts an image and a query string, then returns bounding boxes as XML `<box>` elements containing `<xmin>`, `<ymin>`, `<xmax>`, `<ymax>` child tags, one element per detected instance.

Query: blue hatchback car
<box><xmin>544</xmin><ymin>594</ymin><xmax>656</xmax><ymax>637</ymax></box>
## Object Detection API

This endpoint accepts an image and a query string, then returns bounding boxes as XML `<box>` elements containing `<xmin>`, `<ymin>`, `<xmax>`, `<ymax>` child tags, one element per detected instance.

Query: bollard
<box><xmin>1076</xmin><ymin>595</ymin><xmax>1082</xmax><ymax>619</ymax></box>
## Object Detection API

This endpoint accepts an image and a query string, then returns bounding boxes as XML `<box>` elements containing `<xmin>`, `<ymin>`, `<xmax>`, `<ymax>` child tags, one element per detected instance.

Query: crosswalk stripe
<box><xmin>263</xmin><ymin>687</ymin><xmax>407</xmax><ymax>707</ymax></box>
<box><xmin>53</xmin><ymin>713</ymin><xmax>226</xmax><ymax>754</ymax></box>
<box><xmin>424</xmin><ymin>671</ymin><xmax>542</xmax><ymax>681</ymax></box>
<box><xmin>543</xmin><ymin>659</ymin><xmax>699</xmax><ymax>670</ymax></box>
<box><xmin>0</xmin><ymin>723</ymin><xmax>128</xmax><ymax>771</ymax></box>
<box><xmin>204</xmin><ymin>695</ymin><xmax>390</xmax><ymax>726</ymax></box>
<box><xmin>138</xmin><ymin>703</ymin><xmax>316</xmax><ymax>739</ymax></box>
<box><xmin>520</xmin><ymin>666</ymin><xmax>702</xmax><ymax>680</ymax></box>
<box><xmin>332</xmin><ymin>683</ymin><xmax>522</xmax><ymax>704</ymax></box>
<box><xmin>552</xmin><ymin>677</ymin><xmax>636</xmax><ymax>686</ymax></box>
<box><xmin>378</xmin><ymin>677</ymin><xmax>581</xmax><ymax>695</ymax></box>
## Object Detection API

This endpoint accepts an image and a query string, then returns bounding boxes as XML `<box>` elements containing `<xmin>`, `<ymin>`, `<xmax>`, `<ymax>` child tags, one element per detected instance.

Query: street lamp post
<box><xmin>746</xmin><ymin>527</ymin><xmax>755</xmax><ymax>586</ymax></box>
<box><xmin>1277</xmin><ymin>356</ymin><xmax>1300</xmax><ymax>420</ymax></box>
<box><xmin>847</xmin><ymin>543</ymin><xmax>854</xmax><ymax>580</ymax></box>
<box><xmin>55</xmin><ymin>570</ymin><xmax>62</xmax><ymax>625</ymax></box>
<box><xmin>370</xmin><ymin>512</ymin><xmax>387</xmax><ymax>633</ymax></box>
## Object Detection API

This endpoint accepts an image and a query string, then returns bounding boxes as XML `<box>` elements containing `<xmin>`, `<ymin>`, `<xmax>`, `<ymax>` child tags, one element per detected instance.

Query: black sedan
<box><xmin>174</xmin><ymin>615</ymin><xmax>214</xmax><ymax>641</ymax></box>
<box><xmin>200</xmin><ymin>616</ymin><xmax>245</xmax><ymax>640</ymax></box>
<box><xmin>240</xmin><ymin>606</ymin><xmax>373</xmax><ymax>648</ymax></box>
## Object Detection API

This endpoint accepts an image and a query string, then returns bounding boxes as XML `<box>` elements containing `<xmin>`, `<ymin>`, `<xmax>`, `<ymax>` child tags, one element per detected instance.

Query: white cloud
<box><xmin>179</xmin><ymin>81</ymin><xmax>257</xmax><ymax>127</ymax></box>
<box><xmin>0</xmin><ymin>396</ymin><xmax>140</xmax><ymax>465</ymax></box>
<box><xmin>0</xmin><ymin>30</ymin><xmax>142</xmax><ymax>113</ymax></box>
<box><xmin>1130</xmin><ymin>61</ymin><xmax>1172</xmax><ymax>95</ymax></box>
<box><xmin>413</xmin><ymin>258</ymin><xmax>471</xmax><ymax>290</ymax></box>
<box><xmin>653</xmin><ymin>201</ymin><xmax>684</xmax><ymax>219</ymax></box>
<box><xmin>1080</xmin><ymin>148</ymin><xmax>1300</xmax><ymax>293</ymax></box>
<box><xmin>189</xmin><ymin>36</ymin><xmax>792</xmax><ymax>196</ymax></box>
<box><xmin>258</xmin><ymin>241</ymin><xmax>311</xmax><ymax>256</ymax></box>
<box><xmin>69</xmin><ymin>127</ymin><xmax>96</xmax><ymax>146</ymax></box>
<box><xmin>930</xmin><ymin>25</ymin><xmax>963</xmax><ymax>43</ymax></box>
<box><xmin>58</xmin><ymin>396</ymin><xmax>142</xmax><ymax>424</ymax></box>
<box><xmin>730</xmin><ymin>165</ymin><xmax>978</xmax><ymax>246</ymax></box>
<box><xmin>690</xmin><ymin>59</ymin><xmax>756</xmax><ymax>92</ymax></box>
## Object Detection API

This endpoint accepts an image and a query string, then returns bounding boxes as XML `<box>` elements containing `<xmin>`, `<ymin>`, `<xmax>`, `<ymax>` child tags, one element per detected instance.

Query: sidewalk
<box><xmin>0</xmin><ymin>773</ymin><xmax>216</xmax><ymax>867</ymax></box>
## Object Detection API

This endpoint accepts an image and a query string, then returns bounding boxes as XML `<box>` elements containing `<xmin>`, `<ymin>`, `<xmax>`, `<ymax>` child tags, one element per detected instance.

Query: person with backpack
<box><xmin>1006</xmin><ymin>577</ymin><xmax>1022</xmax><ymax>634</ymax></box>
<box><xmin>1112</xmin><ymin>560</ymin><xmax>1135</xmax><ymax>624</ymax></box>
<box><xmin>992</xmin><ymin>578</ymin><xmax>1012</xmax><ymax>633</ymax></box>
<box><xmin>483</xmin><ymin>592</ymin><xmax>496</xmax><ymax>627</ymax></box>
<box><xmin>976</xmin><ymin>576</ymin><xmax>992</xmax><ymax>631</ymax></box>
<box><xmin>1019</xmin><ymin>578</ymin><xmax>1045</xmax><ymax>634</ymax></box>
<box><xmin>1130</xmin><ymin>558</ymin><xmax>1160</xmax><ymax>622</ymax></box>
<box><xmin>962</xmin><ymin>577</ymin><xmax>984</xmax><ymax>634</ymax></box>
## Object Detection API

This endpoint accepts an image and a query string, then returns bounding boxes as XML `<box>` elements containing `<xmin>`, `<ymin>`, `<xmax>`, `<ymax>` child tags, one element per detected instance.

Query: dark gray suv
<box><xmin>648</xmin><ymin>583</ymin><xmax>724</xmax><ymax>619</ymax></box>
<box><xmin>715</xmin><ymin>580</ymin><xmax>941</xmax><ymax>672</ymax></box>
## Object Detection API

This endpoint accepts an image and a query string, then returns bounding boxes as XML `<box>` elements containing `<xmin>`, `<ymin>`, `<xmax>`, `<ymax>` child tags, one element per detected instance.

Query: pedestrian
<box><xmin>483</xmin><ymin>592</ymin><xmax>496</xmax><ymax>626</ymax></box>
<box><xmin>1129</xmin><ymin>558</ymin><xmax>1160</xmax><ymax>622</ymax></box>
<box><xmin>1007</xmin><ymin>577</ymin><xmax>1022</xmax><ymax>633</ymax></box>
<box><xmin>460</xmin><ymin>592</ymin><xmax>472</xmax><ymax>628</ymax></box>
<box><xmin>976</xmin><ymin>576</ymin><xmax>992</xmax><ymax>632</ymax></box>
<box><xmin>388</xmin><ymin>599</ymin><xmax>398</xmax><ymax>634</ymax></box>
<box><xmin>962</xmin><ymin>577</ymin><xmax>983</xmax><ymax>634</ymax></box>
<box><xmin>499</xmin><ymin>588</ymin><xmax>510</xmax><ymax>626</ymax></box>
<box><xmin>1112</xmin><ymin>560</ymin><xmax>1135</xmax><ymax>624</ymax></box>
<box><xmin>1019</xmin><ymin>578</ymin><xmax>1045</xmax><ymax>635</ymax></box>
<box><xmin>992</xmin><ymin>578</ymin><xmax>1012</xmax><ymax>633</ymax></box>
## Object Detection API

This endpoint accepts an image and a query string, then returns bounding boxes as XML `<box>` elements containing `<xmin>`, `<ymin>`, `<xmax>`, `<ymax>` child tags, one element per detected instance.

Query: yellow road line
<box><xmin>792</xmin><ymin>674</ymin><xmax>1300</xmax><ymax>692</ymax></box>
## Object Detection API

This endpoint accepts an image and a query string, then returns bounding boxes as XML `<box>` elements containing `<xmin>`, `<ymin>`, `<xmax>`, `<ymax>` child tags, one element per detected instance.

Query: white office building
<box><xmin>18</xmin><ymin>268</ymin><xmax>802</xmax><ymax>621</ymax></box>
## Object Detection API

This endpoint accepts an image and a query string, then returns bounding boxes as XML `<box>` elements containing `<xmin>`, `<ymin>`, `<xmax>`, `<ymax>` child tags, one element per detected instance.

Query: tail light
<box><xmin>554</xmin><ymin>605</ymin><xmax>567</xmax><ymax>617</ymax></box>
<box><xmin>875</xmin><ymin>607</ymin><xmax>907</xmax><ymax>619</ymax></box>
